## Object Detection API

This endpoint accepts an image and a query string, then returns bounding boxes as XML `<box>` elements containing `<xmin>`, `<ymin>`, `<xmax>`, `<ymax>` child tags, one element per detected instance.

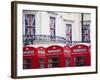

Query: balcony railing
<box><xmin>23</xmin><ymin>35</ymin><xmax>90</xmax><ymax>46</ymax></box>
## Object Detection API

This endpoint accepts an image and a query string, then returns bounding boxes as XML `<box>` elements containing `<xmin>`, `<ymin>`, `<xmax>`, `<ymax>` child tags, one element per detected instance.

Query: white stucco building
<box><xmin>23</xmin><ymin>10</ymin><xmax>91</xmax><ymax>47</ymax></box>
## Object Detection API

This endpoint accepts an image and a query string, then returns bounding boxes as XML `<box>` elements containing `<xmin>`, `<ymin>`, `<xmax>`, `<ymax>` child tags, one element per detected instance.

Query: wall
<box><xmin>23</xmin><ymin>11</ymin><xmax>83</xmax><ymax>41</ymax></box>
<box><xmin>0</xmin><ymin>0</ymin><xmax>99</xmax><ymax>80</ymax></box>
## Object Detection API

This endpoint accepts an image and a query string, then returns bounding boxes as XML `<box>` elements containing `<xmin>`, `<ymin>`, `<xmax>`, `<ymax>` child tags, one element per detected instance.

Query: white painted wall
<box><xmin>23</xmin><ymin>11</ymin><xmax>85</xmax><ymax>42</ymax></box>
<box><xmin>56</xmin><ymin>13</ymin><xmax>64</xmax><ymax>37</ymax></box>
<box><xmin>62</xmin><ymin>13</ymin><xmax>82</xmax><ymax>41</ymax></box>
<box><xmin>83</xmin><ymin>13</ymin><xmax>91</xmax><ymax>21</ymax></box>
<box><xmin>35</xmin><ymin>11</ymin><xmax>41</xmax><ymax>35</ymax></box>
<box><xmin>40</xmin><ymin>12</ymin><xmax>50</xmax><ymax>35</ymax></box>
<box><xmin>72</xmin><ymin>13</ymin><xmax>82</xmax><ymax>41</ymax></box>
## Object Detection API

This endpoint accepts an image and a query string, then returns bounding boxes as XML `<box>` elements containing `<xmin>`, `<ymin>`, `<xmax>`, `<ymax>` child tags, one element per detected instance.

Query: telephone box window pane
<box><xmin>52</xmin><ymin>63</ymin><xmax>59</xmax><ymax>67</ymax></box>
<box><xmin>39</xmin><ymin>58</ymin><xmax>45</xmax><ymax>68</ymax></box>
<box><xmin>40</xmin><ymin>64</ymin><xmax>45</xmax><ymax>68</ymax></box>
<box><xmin>39</xmin><ymin>58</ymin><xmax>44</xmax><ymax>63</ymax></box>
<box><xmin>74</xmin><ymin>56</ymin><xmax>85</xmax><ymax>66</ymax></box>
<box><xmin>48</xmin><ymin>64</ymin><xmax>52</xmax><ymax>68</ymax></box>
<box><xmin>75</xmin><ymin>62</ymin><xmax>85</xmax><ymax>66</ymax></box>
<box><xmin>52</xmin><ymin>58</ymin><xmax>58</xmax><ymax>62</ymax></box>
<box><xmin>48</xmin><ymin>57</ymin><xmax>59</xmax><ymax>63</ymax></box>
<box><xmin>48</xmin><ymin>57</ymin><xmax>59</xmax><ymax>68</ymax></box>
<box><xmin>66</xmin><ymin>58</ymin><xmax>70</xmax><ymax>67</ymax></box>
<box><xmin>23</xmin><ymin>59</ymin><xmax>32</xmax><ymax>69</ymax></box>
<box><xmin>48</xmin><ymin>58</ymin><xmax>53</xmax><ymax>63</ymax></box>
<box><xmin>48</xmin><ymin>63</ymin><xmax>59</xmax><ymax>68</ymax></box>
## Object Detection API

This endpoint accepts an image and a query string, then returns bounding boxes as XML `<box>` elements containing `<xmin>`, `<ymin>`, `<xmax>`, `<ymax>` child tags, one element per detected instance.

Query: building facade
<box><xmin>22</xmin><ymin>10</ymin><xmax>91</xmax><ymax>69</ymax></box>
<box><xmin>23</xmin><ymin>10</ymin><xmax>91</xmax><ymax>46</ymax></box>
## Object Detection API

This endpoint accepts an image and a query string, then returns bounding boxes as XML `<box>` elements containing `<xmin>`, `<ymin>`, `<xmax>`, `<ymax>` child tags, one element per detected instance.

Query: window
<box><xmin>66</xmin><ymin>24</ymin><xmax>72</xmax><ymax>43</ymax></box>
<box><xmin>39</xmin><ymin>58</ymin><xmax>45</xmax><ymax>68</ymax></box>
<box><xmin>23</xmin><ymin>59</ymin><xmax>32</xmax><ymax>69</ymax></box>
<box><xmin>50</xmin><ymin>17</ymin><xmax>56</xmax><ymax>40</ymax></box>
<box><xmin>74</xmin><ymin>56</ymin><xmax>85</xmax><ymax>66</ymax></box>
<box><xmin>65</xmin><ymin>58</ymin><xmax>70</xmax><ymax>67</ymax></box>
<box><xmin>82</xmin><ymin>13</ymin><xmax>90</xmax><ymax>43</ymax></box>
<box><xmin>24</xmin><ymin>14</ymin><xmax>35</xmax><ymax>45</ymax></box>
<box><xmin>39</xmin><ymin>58</ymin><xmax>44</xmax><ymax>62</ymax></box>
<box><xmin>82</xmin><ymin>24</ymin><xmax>90</xmax><ymax>42</ymax></box>
<box><xmin>48</xmin><ymin>57</ymin><xmax>59</xmax><ymax>68</ymax></box>
<box><xmin>40</xmin><ymin>64</ymin><xmax>45</xmax><ymax>68</ymax></box>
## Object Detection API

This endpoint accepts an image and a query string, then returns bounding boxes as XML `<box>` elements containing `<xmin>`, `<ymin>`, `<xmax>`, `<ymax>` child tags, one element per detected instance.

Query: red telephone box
<box><xmin>63</xmin><ymin>46</ymin><xmax>72</xmax><ymax>67</ymax></box>
<box><xmin>46</xmin><ymin>45</ymin><xmax>63</xmax><ymax>68</ymax></box>
<box><xmin>71</xmin><ymin>44</ymin><xmax>90</xmax><ymax>67</ymax></box>
<box><xmin>89</xmin><ymin>45</ymin><xmax>91</xmax><ymax>65</ymax></box>
<box><xmin>23</xmin><ymin>46</ymin><xmax>38</xmax><ymax>69</ymax></box>
<box><xmin>37</xmin><ymin>46</ymin><xmax>46</xmax><ymax>68</ymax></box>
<box><xmin>89</xmin><ymin>45</ymin><xmax>91</xmax><ymax>53</ymax></box>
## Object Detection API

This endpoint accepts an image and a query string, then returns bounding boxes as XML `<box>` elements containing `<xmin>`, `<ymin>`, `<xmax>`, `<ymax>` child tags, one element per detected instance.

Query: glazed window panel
<box><xmin>39</xmin><ymin>58</ymin><xmax>45</xmax><ymax>68</ymax></box>
<box><xmin>40</xmin><ymin>63</ymin><xmax>45</xmax><ymax>68</ymax></box>
<box><xmin>50</xmin><ymin>17</ymin><xmax>56</xmax><ymax>39</ymax></box>
<box><xmin>48</xmin><ymin>57</ymin><xmax>59</xmax><ymax>68</ymax></box>
<box><xmin>24</xmin><ymin>14</ymin><xmax>35</xmax><ymax>45</ymax></box>
<box><xmin>48</xmin><ymin>63</ymin><xmax>59</xmax><ymax>68</ymax></box>
<box><xmin>25</xmin><ymin>14</ymin><xmax>35</xmax><ymax>27</ymax></box>
<box><xmin>23</xmin><ymin>59</ymin><xmax>33</xmax><ymax>69</ymax></box>
<box><xmin>66</xmin><ymin>24</ymin><xmax>72</xmax><ymax>43</ymax></box>
<box><xmin>82</xmin><ymin>13</ymin><xmax>91</xmax><ymax>43</ymax></box>
<box><xmin>82</xmin><ymin>24</ymin><xmax>90</xmax><ymax>42</ymax></box>
<box><xmin>65</xmin><ymin>58</ymin><xmax>70</xmax><ymax>67</ymax></box>
<box><xmin>48</xmin><ymin>57</ymin><xmax>59</xmax><ymax>63</ymax></box>
<box><xmin>39</xmin><ymin>58</ymin><xmax>45</xmax><ymax>63</ymax></box>
<box><xmin>74</xmin><ymin>56</ymin><xmax>85</xmax><ymax>66</ymax></box>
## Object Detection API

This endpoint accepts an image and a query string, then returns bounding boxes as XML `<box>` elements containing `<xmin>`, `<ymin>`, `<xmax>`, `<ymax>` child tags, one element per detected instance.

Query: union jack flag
<box><xmin>24</xmin><ymin>14</ymin><xmax>35</xmax><ymax>45</ymax></box>
<box><xmin>25</xmin><ymin>14</ymin><xmax>35</xmax><ymax>36</ymax></box>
